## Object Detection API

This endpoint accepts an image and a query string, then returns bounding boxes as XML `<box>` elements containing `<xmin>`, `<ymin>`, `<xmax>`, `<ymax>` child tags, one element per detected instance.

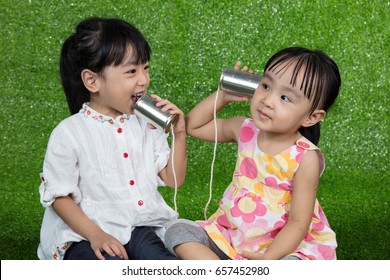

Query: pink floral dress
<box><xmin>197</xmin><ymin>118</ymin><xmax>337</xmax><ymax>260</ymax></box>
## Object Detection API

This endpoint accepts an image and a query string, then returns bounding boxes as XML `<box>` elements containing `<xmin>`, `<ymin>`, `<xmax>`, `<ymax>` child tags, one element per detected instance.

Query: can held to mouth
<box><xmin>219</xmin><ymin>68</ymin><xmax>262</xmax><ymax>97</ymax></box>
<box><xmin>134</xmin><ymin>94</ymin><xmax>178</xmax><ymax>133</ymax></box>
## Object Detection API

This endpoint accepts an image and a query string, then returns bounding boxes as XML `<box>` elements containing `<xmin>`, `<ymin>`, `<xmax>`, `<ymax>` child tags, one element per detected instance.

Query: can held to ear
<box><xmin>219</xmin><ymin>68</ymin><xmax>262</xmax><ymax>97</ymax></box>
<box><xmin>134</xmin><ymin>94</ymin><xmax>178</xmax><ymax>133</ymax></box>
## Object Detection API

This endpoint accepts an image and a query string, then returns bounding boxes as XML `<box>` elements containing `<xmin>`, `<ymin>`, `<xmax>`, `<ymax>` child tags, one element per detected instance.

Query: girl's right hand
<box><xmin>51</xmin><ymin>196</ymin><xmax>129</xmax><ymax>260</ymax></box>
<box><xmin>90</xmin><ymin>231</ymin><xmax>129</xmax><ymax>260</ymax></box>
<box><xmin>234</xmin><ymin>60</ymin><xmax>257</xmax><ymax>74</ymax></box>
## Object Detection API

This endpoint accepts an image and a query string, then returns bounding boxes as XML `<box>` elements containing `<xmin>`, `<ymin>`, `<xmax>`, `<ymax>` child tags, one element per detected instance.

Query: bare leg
<box><xmin>174</xmin><ymin>242</ymin><xmax>220</xmax><ymax>260</ymax></box>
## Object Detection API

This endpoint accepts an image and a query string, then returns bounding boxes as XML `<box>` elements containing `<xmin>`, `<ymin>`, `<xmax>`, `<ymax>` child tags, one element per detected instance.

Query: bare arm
<box><xmin>187</xmin><ymin>62</ymin><xmax>252</xmax><ymax>143</ymax></box>
<box><xmin>186</xmin><ymin>91</ymin><xmax>248</xmax><ymax>143</ymax></box>
<box><xmin>52</xmin><ymin>196</ymin><xmax>128</xmax><ymax>260</ymax></box>
<box><xmin>152</xmin><ymin>94</ymin><xmax>187</xmax><ymax>188</ymax></box>
<box><xmin>241</xmin><ymin>150</ymin><xmax>320</xmax><ymax>260</ymax></box>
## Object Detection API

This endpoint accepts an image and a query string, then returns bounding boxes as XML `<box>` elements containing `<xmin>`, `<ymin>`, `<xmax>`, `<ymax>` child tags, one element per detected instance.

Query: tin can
<box><xmin>219</xmin><ymin>68</ymin><xmax>262</xmax><ymax>97</ymax></box>
<box><xmin>134</xmin><ymin>94</ymin><xmax>178</xmax><ymax>133</ymax></box>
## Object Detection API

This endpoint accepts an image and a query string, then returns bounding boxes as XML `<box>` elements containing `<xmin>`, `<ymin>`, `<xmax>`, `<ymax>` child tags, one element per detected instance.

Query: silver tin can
<box><xmin>134</xmin><ymin>94</ymin><xmax>178</xmax><ymax>133</ymax></box>
<box><xmin>219</xmin><ymin>68</ymin><xmax>262</xmax><ymax>97</ymax></box>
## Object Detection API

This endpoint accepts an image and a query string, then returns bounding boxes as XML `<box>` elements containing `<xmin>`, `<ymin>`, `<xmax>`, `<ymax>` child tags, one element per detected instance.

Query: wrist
<box><xmin>171</xmin><ymin>129</ymin><xmax>186</xmax><ymax>138</ymax></box>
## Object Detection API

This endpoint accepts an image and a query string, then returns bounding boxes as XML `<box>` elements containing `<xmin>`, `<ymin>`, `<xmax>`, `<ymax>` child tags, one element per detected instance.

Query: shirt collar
<box><xmin>80</xmin><ymin>103</ymin><xmax>132</xmax><ymax>125</ymax></box>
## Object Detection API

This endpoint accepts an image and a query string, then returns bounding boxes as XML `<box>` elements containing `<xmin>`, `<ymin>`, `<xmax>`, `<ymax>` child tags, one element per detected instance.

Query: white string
<box><xmin>204</xmin><ymin>88</ymin><xmax>220</xmax><ymax>220</ymax></box>
<box><xmin>170</xmin><ymin>124</ymin><xmax>178</xmax><ymax>213</ymax></box>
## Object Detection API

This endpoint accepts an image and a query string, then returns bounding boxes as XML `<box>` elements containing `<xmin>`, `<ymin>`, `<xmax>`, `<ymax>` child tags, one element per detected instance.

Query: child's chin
<box><xmin>125</xmin><ymin>108</ymin><xmax>134</xmax><ymax>115</ymax></box>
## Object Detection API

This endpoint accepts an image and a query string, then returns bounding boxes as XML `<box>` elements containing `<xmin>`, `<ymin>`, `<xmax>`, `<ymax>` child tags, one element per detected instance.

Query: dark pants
<box><xmin>64</xmin><ymin>226</ymin><xmax>179</xmax><ymax>260</ymax></box>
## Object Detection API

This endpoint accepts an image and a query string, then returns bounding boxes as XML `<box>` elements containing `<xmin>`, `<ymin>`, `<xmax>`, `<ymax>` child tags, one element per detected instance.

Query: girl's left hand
<box><xmin>150</xmin><ymin>94</ymin><xmax>186</xmax><ymax>134</ymax></box>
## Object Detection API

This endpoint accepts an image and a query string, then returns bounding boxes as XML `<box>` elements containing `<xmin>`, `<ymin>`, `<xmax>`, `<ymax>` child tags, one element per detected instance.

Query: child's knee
<box><xmin>164</xmin><ymin>219</ymin><xmax>203</xmax><ymax>252</ymax></box>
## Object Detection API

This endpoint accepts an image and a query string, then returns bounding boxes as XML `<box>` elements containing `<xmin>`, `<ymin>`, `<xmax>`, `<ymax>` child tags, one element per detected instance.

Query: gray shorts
<box><xmin>164</xmin><ymin>219</ymin><xmax>301</xmax><ymax>260</ymax></box>
<box><xmin>164</xmin><ymin>219</ymin><xmax>230</xmax><ymax>260</ymax></box>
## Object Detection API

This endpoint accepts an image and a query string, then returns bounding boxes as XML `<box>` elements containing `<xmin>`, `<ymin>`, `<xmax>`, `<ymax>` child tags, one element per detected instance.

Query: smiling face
<box><xmin>250</xmin><ymin>61</ymin><xmax>323</xmax><ymax>138</ymax></box>
<box><xmin>87</xmin><ymin>47</ymin><xmax>150</xmax><ymax>118</ymax></box>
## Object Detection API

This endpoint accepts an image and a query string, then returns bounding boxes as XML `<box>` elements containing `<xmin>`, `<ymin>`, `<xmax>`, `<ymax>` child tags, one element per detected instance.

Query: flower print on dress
<box><xmin>253</xmin><ymin>182</ymin><xmax>291</xmax><ymax>204</ymax></box>
<box><xmin>239</xmin><ymin>157</ymin><xmax>258</xmax><ymax>179</ymax></box>
<box><xmin>223</xmin><ymin>184</ymin><xmax>243</xmax><ymax>201</ymax></box>
<box><xmin>317</xmin><ymin>244</ymin><xmax>336</xmax><ymax>259</ymax></box>
<box><xmin>237</xmin><ymin>218</ymin><xmax>274</xmax><ymax>254</ymax></box>
<box><xmin>241</xmin><ymin>215</ymin><xmax>269</xmax><ymax>238</ymax></box>
<box><xmin>263</xmin><ymin>151</ymin><xmax>297</xmax><ymax>181</ymax></box>
<box><xmin>293</xmin><ymin>145</ymin><xmax>306</xmax><ymax>164</ymax></box>
<box><xmin>230</xmin><ymin>194</ymin><xmax>267</xmax><ymax>223</ymax></box>
<box><xmin>215</xmin><ymin>213</ymin><xmax>233</xmax><ymax>229</ymax></box>
<box><xmin>264</xmin><ymin>176</ymin><xmax>292</xmax><ymax>192</ymax></box>
<box><xmin>238</xmin><ymin>123</ymin><xmax>257</xmax><ymax>152</ymax></box>
<box><xmin>202</xmin><ymin>223</ymin><xmax>243</xmax><ymax>259</ymax></box>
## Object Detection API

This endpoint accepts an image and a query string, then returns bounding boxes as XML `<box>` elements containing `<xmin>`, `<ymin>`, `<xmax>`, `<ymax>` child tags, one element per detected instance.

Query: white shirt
<box><xmin>37</xmin><ymin>104</ymin><xmax>178</xmax><ymax>259</ymax></box>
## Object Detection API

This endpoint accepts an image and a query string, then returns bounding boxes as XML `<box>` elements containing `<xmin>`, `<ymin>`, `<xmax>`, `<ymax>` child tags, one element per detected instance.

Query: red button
<box><xmin>117</xmin><ymin>128</ymin><xmax>123</xmax><ymax>133</ymax></box>
<box><xmin>123</xmin><ymin>152</ymin><xmax>128</xmax><ymax>158</ymax></box>
<box><xmin>129</xmin><ymin>180</ymin><xmax>135</xmax><ymax>186</ymax></box>
<box><xmin>138</xmin><ymin>200</ymin><xmax>144</xmax><ymax>206</ymax></box>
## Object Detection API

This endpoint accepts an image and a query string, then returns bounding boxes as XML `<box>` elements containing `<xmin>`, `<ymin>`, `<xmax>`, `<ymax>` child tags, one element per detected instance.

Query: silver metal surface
<box><xmin>134</xmin><ymin>94</ymin><xmax>178</xmax><ymax>133</ymax></box>
<box><xmin>219</xmin><ymin>68</ymin><xmax>262</xmax><ymax>97</ymax></box>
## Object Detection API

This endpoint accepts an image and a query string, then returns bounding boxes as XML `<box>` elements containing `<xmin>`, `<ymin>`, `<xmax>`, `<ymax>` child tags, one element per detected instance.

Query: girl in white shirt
<box><xmin>38</xmin><ymin>17</ymin><xmax>187</xmax><ymax>260</ymax></box>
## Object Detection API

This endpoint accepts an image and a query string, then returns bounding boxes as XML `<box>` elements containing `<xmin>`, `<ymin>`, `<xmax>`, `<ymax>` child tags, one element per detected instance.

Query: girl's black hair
<box><xmin>60</xmin><ymin>17</ymin><xmax>151</xmax><ymax>114</ymax></box>
<box><xmin>264</xmin><ymin>47</ymin><xmax>341</xmax><ymax>145</ymax></box>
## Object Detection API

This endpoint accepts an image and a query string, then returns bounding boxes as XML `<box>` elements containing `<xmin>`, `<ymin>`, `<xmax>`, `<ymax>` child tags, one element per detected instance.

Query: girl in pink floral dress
<box><xmin>165</xmin><ymin>47</ymin><xmax>340</xmax><ymax>260</ymax></box>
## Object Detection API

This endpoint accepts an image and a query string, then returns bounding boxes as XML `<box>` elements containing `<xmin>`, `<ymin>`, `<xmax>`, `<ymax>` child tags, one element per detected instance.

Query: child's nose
<box><xmin>260</xmin><ymin>93</ymin><xmax>274</xmax><ymax>108</ymax></box>
<box><xmin>137</xmin><ymin>71</ymin><xmax>149</xmax><ymax>86</ymax></box>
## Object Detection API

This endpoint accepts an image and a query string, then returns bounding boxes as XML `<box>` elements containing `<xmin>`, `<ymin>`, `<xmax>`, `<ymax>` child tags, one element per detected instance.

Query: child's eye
<box><xmin>281</xmin><ymin>95</ymin><xmax>291</xmax><ymax>102</ymax></box>
<box><xmin>144</xmin><ymin>65</ymin><xmax>150</xmax><ymax>70</ymax></box>
<box><xmin>261</xmin><ymin>83</ymin><xmax>270</xmax><ymax>91</ymax></box>
<box><xmin>127</xmin><ymin>69</ymin><xmax>136</xmax><ymax>74</ymax></box>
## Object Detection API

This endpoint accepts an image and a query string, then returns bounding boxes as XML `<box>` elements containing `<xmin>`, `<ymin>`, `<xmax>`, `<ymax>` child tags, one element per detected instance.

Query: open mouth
<box><xmin>132</xmin><ymin>93</ymin><xmax>144</xmax><ymax>103</ymax></box>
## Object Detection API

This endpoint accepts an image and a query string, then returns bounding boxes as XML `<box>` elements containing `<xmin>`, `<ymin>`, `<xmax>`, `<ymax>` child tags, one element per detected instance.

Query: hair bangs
<box><xmin>265</xmin><ymin>50</ymin><xmax>324</xmax><ymax>112</ymax></box>
<box><xmin>100</xmin><ymin>20</ymin><xmax>151</xmax><ymax>68</ymax></box>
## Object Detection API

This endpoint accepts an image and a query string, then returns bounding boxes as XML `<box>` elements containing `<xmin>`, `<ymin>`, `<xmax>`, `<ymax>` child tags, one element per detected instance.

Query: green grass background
<box><xmin>0</xmin><ymin>0</ymin><xmax>388</xmax><ymax>260</ymax></box>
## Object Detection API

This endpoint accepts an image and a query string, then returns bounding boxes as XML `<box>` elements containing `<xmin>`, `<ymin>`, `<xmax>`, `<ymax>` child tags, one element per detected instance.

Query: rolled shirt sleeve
<box><xmin>151</xmin><ymin>129</ymin><xmax>170</xmax><ymax>186</ymax></box>
<box><xmin>39</xmin><ymin>124</ymin><xmax>82</xmax><ymax>207</ymax></box>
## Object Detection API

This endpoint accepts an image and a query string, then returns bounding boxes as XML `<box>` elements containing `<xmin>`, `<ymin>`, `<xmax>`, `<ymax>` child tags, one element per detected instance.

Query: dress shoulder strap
<box><xmin>296</xmin><ymin>137</ymin><xmax>326</xmax><ymax>176</ymax></box>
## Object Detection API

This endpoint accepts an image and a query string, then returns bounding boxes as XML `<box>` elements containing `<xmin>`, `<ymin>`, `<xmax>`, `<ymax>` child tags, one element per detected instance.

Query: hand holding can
<box><xmin>219</xmin><ymin>68</ymin><xmax>262</xmax><ymax>97</ymax></box>
<box><xmin>134</xmin><ymin>94</ymin><xmax>178</xmax><ymax>133</ymax></box>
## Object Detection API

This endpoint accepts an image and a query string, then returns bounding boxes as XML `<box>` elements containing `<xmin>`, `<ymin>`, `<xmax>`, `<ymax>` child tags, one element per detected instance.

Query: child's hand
<box><xmin>151</xmin><ymin>94</ymin><xmax>186</xmax><ymax>134</ymax></box>
<box><xmin>219</xmin><ymin>61</ymin><xmax>257</xmax><ymax>104</ymax></box>
<box><xmin>233</xmin><ymin>61</ymin><xmax>257</xmax><ymax>75</ymax></box>
<box><xmin>90</xmin><ymin>231</ymin><xmax>129</xmax><ymax>260</ymax></box>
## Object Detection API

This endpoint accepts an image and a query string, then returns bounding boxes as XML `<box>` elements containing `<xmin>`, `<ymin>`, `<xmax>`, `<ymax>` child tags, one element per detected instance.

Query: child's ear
<box><xmin>81</xmin><ymin>69</ymin><xmax>100</xmax><ymax>93</ymax></box>
<box><xmin>302</xmin><ymin>109</ymin><xmax>326</xmax><ymax>127</ymax></box>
